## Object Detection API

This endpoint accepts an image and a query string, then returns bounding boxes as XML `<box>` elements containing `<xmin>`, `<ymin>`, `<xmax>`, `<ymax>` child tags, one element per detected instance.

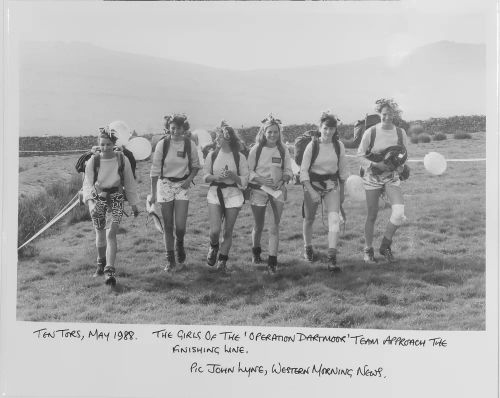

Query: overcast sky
<box><xmin>9</xmin><ymin>0</ymin><xmax>489</xmax><ymax>70</ymax></box>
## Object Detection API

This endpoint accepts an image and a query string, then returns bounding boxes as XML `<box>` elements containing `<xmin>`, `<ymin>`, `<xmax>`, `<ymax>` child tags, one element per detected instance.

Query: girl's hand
<box><xmin>274</xmin><ymin>180</ymin><xmax>285</xmax><ymax>190</ymax></box>
<box><xmin>309</xmin><ymin>190</ymin><xmax>321</xmax><ymax>204</ymax></box>
<box><xmin>132</xmin><ymin>205</ymin><xmax>139</xmax><ymax>217</ymax></box>
<box><xmin>255</xmin><ymin>176</ymin><xmax>274</xmax><ymax>187</ymax></box>
<box><xmin>371</xmin><ymin>161</ymin><xmax>390</xmax><ymax>172</ymax></box>
<box><xmin>180</xmin><ymin>179</ymin><xmax>192</xmax><ymax>190</ymax></box>
<box><xmin>225</xmin><ymin>170</ymin><xmax>238</xmax><ymax>182</ymax></box>
<box><xmin>149</xmin><ymin>192</ymin><xmax>157</xmax><ymax>204</ymax></box>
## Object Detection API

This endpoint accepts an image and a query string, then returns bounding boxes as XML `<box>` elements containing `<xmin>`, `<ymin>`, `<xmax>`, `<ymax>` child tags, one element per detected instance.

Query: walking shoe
<box><xmin>303</xmin><ymin>245</ymin><xmax>314</xmax><ymax>262</ymax></box>
<box><xmin>268</xmin><ymin>255</ymin><xmax>277</xmax><ymax>274</ymax></box>
<box><xmin>217</xmin><ymin>254</ymin><xmax>228</xmax><ymax>273</ymax></box>
<box><xmin>327</xmin><ymin>250</ymin><xmax>341</xmax><ymax>273</ymax></box>
<box><xmin>363</xmin><ymin>247</ymin><xmax>377</xmax><ymax>264</ymax></box>
<box><xmin>93</xmin><ymin>257</ymin><xmax>106</xmax><ymax>277</ymax></box>
<box><xmin>176</xmin><ymin>240</ymin><xmax>186</xmax><ymax>264</ymax></box>
<box><xmin>206</xmin><ymin>243</ymin><xmax>219</xmax><ymax>267</ymax></box>
<box><xmin>103</xmin><ymin>265</ymin><xmax>116</xmax><ymax>286</ymax></box>
<box><xmin>164</xmin><ymin>250</ymin><xmax>176</xmax><ymax>272</ymax></box>
<box><xmin>252</xmin><ymin>247</ymin><xmax>263</xmax><ymax>264</ymax></box>
<box><xmin>379</xmin><ymin>237</ymin><xmax>395</xmax><ymax>263</ymax></box>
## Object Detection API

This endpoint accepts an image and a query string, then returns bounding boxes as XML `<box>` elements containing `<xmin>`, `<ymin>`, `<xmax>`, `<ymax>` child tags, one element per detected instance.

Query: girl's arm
<box><xmin>150</xmin><ymin>138</ymin><xmax>165</xmax><ymax>178</ymax></box>
<box><xmin>82</xmin><ymin>156</ymin><xmax>96</xmax><ymax>205</ymax></box>
<box><xmin>202</xmin><ymin>151</ymin><xmax>219</xmax><ymax>183</ymax></box>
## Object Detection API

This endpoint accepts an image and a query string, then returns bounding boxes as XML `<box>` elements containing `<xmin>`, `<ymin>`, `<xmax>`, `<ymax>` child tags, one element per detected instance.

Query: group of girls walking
<box><xmin>82</xmin><ymin>99</ymin><xmax>408</xmax><ymax>286</ymax></box>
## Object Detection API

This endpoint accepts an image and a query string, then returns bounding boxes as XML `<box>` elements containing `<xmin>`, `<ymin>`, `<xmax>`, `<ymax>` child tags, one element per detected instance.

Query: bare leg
<box><xmin>302</xmin><ymin>190</ymin><xmax>319</xmax><ymax>247</ymax></box>
<box><xmin>268</xmin><ymin>199</ymin><xmax>284</xmax><ymax>256</ymax></box>
<box><xmin>160</xmin><ymin>201</ymin><xmax>175</xmax><ymax>251</ymax></box>
<box><xmin>220</xmin><ymin>207</ymin><xmax>241</xmax><ymax>256</ymax></box>
<box><xmin>364</xmin><ymin>188</ymin><xmax>382</xmax><ymax>247</ymax></box>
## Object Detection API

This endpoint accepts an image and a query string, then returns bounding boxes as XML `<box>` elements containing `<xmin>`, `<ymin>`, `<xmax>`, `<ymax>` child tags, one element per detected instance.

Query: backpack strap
<box><xmin>184</xmin><ymin>137</ymin><xmax>192</xmax><ymax>174</ymax></box>
<box><xmin>117</xmin><ymin>152</ymin><xmax>125</xmax><ymax>188</ymax></box>
<box><xmin>277</xmin><ymin>143</ymin><xmax>286</xmax><ymax>171</ymax></box>
<box><xmin>254</xmin><ymin>144</ymin><xmax>264</xmax><ymax>172</ymax></box>
<box><xmin>367</xmin><ymin>126</ymin><xmax>377</xmax><ymax>154</ymax></box>
<box><xmin>233</xmin><ymin>150</ymin><xmax>241</xmax><ymax>176</ymax></box>
<box><xmin>396</xmin><ymin>127</ymin><xmax>403</xmax><ymax>146</ymax></box>
<box><xmin>309</xmin><ymin>138</ymin><xmax>320</xmax><ymax>172</ymax></box>
<box><xmin>92</xmin><ymin>153</ymin><xmax>100</xmax><ymax>185</ymax></box>
<box><xmin>332</xmin><ymin>136</ymin><xmax>341</xmax><ymax>180</ymax></box>
<box><xmin>160</xmin><ymin>136</ymin><xmax>171</xmax><ymax>180</ymax></box>
<box><xmin>210</xmin><ymin>148</ymin><xmax>220</xmax><ymax>175</ymax></box>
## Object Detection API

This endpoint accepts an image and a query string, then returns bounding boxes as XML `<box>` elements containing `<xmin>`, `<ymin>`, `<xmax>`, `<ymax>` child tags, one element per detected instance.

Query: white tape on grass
<box><xmin>18</xmin><ymin>198</ymin><xmax>80</xmax><ymax>250</ymax></box>
<box><xmin>345</xmin><ymin>154</ymin><xmax>486</xmax><ymax>162</ymax></box>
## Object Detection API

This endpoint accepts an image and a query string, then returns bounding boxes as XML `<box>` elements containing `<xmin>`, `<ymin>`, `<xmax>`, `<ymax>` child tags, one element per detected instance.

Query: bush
<box><xmin>433</xmin><ymin>132</ymin><xmax>447</xmax><ymax>141</ymax></box>
<box><xmin>18</xmin><ymin>174</ymin><xmax>89</xmax><ymax>249</ymax></box>
<box><xmin>409</xmin><ymin>134</ymin><xmax>419</xmax><ymax>144</ymax></box>
<box><xmin>408</xmin><ymin>124</ymin><xmax>424</xmax><ymax>136</ymax></box>
<box><xmin>454</xmin><ymin>131</ymin><xmax>472</xmax><ymax>139</ymax></box>
<box><xmin>417</xmin><ymin>133</ymin><xmax>432</xmax><ymax>143</ymax></box>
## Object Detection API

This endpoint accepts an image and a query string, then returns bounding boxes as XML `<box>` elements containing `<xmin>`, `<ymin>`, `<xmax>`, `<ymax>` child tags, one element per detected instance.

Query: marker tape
<box><xmin>18</xmin><ymin>198</ymin><xmax>80</xmax><ymax>250</ymax></box>
<box><xmin>345</xmin><ymin>154</ymin><xmax>486</xmax><ymax>162</ymax></box>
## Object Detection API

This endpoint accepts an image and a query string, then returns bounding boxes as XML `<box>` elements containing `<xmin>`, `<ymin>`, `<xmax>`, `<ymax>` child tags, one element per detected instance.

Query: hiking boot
<box><xmin>379</xmin><ymin>237</ymin><xmax>395</xmax><ymax>263</ymax></box>
<box><xmin>327</xmin><ymin>250</ymin><xmax>341</xmax><ymax>273</ymax></box>
<box><xmin>252</xmin><ymin>247</ymin><xmax>263</xmax><ymax>264</ymax></box>
<box><xmin>93</xmin><ymin>257</ymin><xmax>106</xmax><ymax>277</ymax></box>
<box><xmin>303</xmin><ymin>245</ymin><xmax>314</xmax><ymax>262</ymax></box>
<box><xmin>363</xmin><ymin>247</ymin><xmax>377</xmax><ymax>264</ymax></box>
<box><xmin>217</xmin><ymin>254</ymin><xmax>228</xmax><ymax>273</ymax></box>
<box><xmin>164</xmin><ymin>250</ymin><xmax>176</xmax><ymax>272</ymax></box>
<box><xmin>268</xmin><ymin>255</ymin><xmax>277</xmax><ymax>274</ymax></box>
<box><xmin>176</xmin><ymin>240</ymin><xmax>186</xmax><ymax>264</ymax></box>
<box><xmin>103</xmin><ymin>266</ymin><xmax>116</xmax><ymax>286</ymax></box>
<box><xmin>207</xmin><ymin>243</ymin><xmax>219</xmax><ymax>267</ymax></box>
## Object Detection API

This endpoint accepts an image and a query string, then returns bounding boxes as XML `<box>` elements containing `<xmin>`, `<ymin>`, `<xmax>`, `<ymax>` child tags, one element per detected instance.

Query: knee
<box><xmin>253</xmin><ymin>222</ymin><xmax>264</xmax><ymax>234</ymax></box>
<box><xmin>223</xmin><ymin>228</ymin><xmax>233</xmax><ymax>241</ymax></box>
<box><xmin>366</xmin><ymin>208</ymin><xmax>378</xmax><ymax>223</ymax></box>
<box><xmin>303</xmin><ymin>217</ymin><xmax>315</xmax><ymax>227</ymax></box>
<box><xmin>210</xmin><ymin>229</ymin><xmax>220</xmax><ymax>240</ymax></box>
<box><xmin>176</xmin><ymin>227</ymin><xmax>186</xmax><ymax>236</ymax></box>
<box><xmin>328</xmin><ymin>212</ymin><xmax>340</xmax><ymax>233</ymax></box>
<box><xmin>390</xmin><ymin>204</ymin><xmax>406</xmax><ymax>226</ymax></box>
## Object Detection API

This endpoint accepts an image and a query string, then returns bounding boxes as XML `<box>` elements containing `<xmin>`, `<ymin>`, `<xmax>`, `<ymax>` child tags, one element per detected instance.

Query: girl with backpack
<box><xmin>300</xmin><ymin>112</ymin><xmax>348</xmax><ymax>273</ymax></box>
<box><xmin>247</xmin><ymin>115</ymin><xmax>293</xmax><ymax>273</ymax></box>
<box><xmin>82</xmin><ymin>127</ymin><xmax>139</xmax><ymax>286</ymax></box>
<box><xmin>357</xmin><ymin>99</ymin><xmax>408</xmax><ymax>263</ymax></box>
<box><xmin>203</xmin><ymin>121</ymin><xmax>249</xmax><ymax>273</ymax></box>
<box><xmin>150</xmin><ymin>114</ymin><xmax>201</xmax><ymax>271</ymax></box>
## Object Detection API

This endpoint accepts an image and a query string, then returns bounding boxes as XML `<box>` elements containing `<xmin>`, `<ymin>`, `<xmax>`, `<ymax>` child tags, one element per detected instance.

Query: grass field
<box><xmin>16</xmin><ymin>132</ymin><xmax>486</xmax><ymax>330</ymax></box>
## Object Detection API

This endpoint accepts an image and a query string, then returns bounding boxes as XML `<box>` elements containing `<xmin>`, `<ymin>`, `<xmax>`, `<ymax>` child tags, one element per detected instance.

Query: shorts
<box><xmin>157</xmin><ymin>178</ymin><xmax>189</xmax><ymax>202</ymax></box>
<box><xmin>90</xmin><ymin>190</ymin><xmax>125</xmax><ymax>230</ymax></box>
<box><xmin>249</xmin><ymin>187</ymin><xmax>286</xmax><ymax>207</ymax></box>
<box><xmin>362</xmin><ymin>166</ymin><xmax>401</xmax><ymax>191</ymax></box>
<box><xmin>207</xmin><ymin>186</ymin><xmax>244</xmax><ymax>208</ymax></box>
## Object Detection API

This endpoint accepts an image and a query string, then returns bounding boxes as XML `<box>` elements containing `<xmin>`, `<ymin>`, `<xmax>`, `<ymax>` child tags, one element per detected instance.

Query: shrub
<box><xmin>417</xmin><ymin>133</ymin><xmax>432</xmax><ymax>143</ymax></box>
<box><xmin>408</xmin><ymin>124</ymin><xmax>424</xmax><ymax>136</ymax></box>
<box><xmin>454</xmin><ymin>131</ymin><xmax>472</xmax><ymax>139</ymax></box>
<box><xmin>433</xmin><ymin>132</ymin><xmax>447</xmax><ymax>141</ymax></box>
<box><xmin>18</xmin><ymin>174</ymin><xmax>89</xmax><ymax>249</ymax></box>
<box><xmin>409</xmin><ymin>134</ymin><xmax>419</xmax><ymax>144</ymax></box>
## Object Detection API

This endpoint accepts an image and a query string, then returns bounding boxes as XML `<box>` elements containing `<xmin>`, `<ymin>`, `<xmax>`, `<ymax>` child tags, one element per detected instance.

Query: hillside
<box><xmin>19</xmin><ymin>41</ymin><xmax>486</xmax><ymax>136</ymax></box>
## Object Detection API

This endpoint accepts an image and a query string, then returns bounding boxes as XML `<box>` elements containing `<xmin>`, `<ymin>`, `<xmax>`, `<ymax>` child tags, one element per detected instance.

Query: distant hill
<box><xmin>19</xmin><ymin>41</ymin><xmax>486</xmax><ymax>136</ymax></box>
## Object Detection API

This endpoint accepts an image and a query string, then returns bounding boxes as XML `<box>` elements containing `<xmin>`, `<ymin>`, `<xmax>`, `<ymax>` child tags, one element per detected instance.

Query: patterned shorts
<box><xmin>90</xmin><ymin>190</ymin><xmax>125</xmax><ymax>230</ymax></box>
<box><xmin>249</xmin><ymin>187</ymin><xmax>286</xmax><ymax>207</ymax></box>
<box><xmin>362</xmin><ymin>166</ymin><xmax>401</xmax><ymax>191</ymax></box>
<box><xmin>157</xmin><ymin>179</ymin><xmax>189</xmax><ymax>202</ymax></box>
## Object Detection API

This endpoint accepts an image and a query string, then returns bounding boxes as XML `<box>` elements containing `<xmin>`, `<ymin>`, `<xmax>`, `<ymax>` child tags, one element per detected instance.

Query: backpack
<box><xmin>294</xmin><ymin>130</ymin><xmax>341</xmax><ymax>174</ymax></box>
<box><xmin>159</xmin><ymin>135</ymin><xmax>192</xmax><ymax>179</ymax></box>
<box><xmin>210</xmin><ymin>147</ymin><xmax>240</xmax><ymax>176</ymax></box>
<box><xmin>75</xmin><ymin>147</ymin><xmax>136</xmax><ymax>180</ymax></box>
<box><xmin>253</xmin><ymin>143</ymin><xmax>286</xmax><ymax>172</ymax></box>
<box><xmin>345</xmin><ymin>114</ymin><xmax>381</xmax><ymax>149</ymax></box>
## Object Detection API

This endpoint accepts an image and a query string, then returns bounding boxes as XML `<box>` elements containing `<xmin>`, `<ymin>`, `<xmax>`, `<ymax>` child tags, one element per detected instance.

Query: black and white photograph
<box><xmin>1</xmin><ymin>0</ymin><xmax>498</xmax><ymax>397</ymax></box>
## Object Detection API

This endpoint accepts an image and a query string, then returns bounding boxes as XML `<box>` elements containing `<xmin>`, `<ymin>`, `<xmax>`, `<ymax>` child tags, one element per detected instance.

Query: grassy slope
<box><xmin>17</xmin><ymin>133</ymin><xmax>486</xmax><ymax>330</ymax></box>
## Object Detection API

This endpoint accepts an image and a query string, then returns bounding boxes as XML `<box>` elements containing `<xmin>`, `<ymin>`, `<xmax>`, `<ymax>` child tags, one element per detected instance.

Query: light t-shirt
<box><xmin>202</xmin><ymin>150</ymin><xmax>249</xmax><ymax>188</ymax></box>
<box><xmin>82</xmin><ymin>154</ymin><xmax>139</xmax><ymax>206</ymax></box>
<box><xmin>357</xmin><ymin>124</ymin><xmax>408</xmax><ymax>156</ymax></box>
<box><xmin>150</xmin><ymin>138</ymin><xmax>200</xmax><ymax>179</ymax></box>
<box><xmin>300</xmin><ymin>139</ymin><xmax>348</xmax><ymax>183</ymax></box>
<box><xmin>247</xmin><ymin>145</ymin><xmax>293</xmax><ymax>183</ymax></box>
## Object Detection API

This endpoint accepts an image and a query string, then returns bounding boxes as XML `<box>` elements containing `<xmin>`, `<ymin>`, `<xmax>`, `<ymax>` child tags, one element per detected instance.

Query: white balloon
<box><xmin>125</xmin><ymin>137</ymin><xmax>152</xmax><ymax>161</ymax></box>
<box><xmin>192</xmin><ymin>129</ymin><xmax>212</xmax><ymax>148</ymax></box>
<box><xmin>108</xmin><ymin>120</ymin><xmax>131</xmax><ymax>147</ymax></box>
<box><xmin>345</xmin><ymin>175</ymin><xmax>365</xmax><ymax>201</ymax></box>
<box><xmin>424</xmin><ymin>152</ymin><xmax>447</xmax><ymax>175</ymax></box>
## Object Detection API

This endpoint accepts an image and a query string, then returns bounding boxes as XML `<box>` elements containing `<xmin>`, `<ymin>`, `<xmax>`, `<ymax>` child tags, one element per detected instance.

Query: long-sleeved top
<box><xmin>357</xmin><ymin>124</ymin><xmax>408</xmax><ymax>167</ymax></box>
<box><xmin>150</xmin><ymin>137</ymin><xmax>200</xmax><ymax>179</ymax></box>
<box><xmin>247</xmin><ymin>144</ymin><xmax>294</xmax><ymax>184</ymax></box>
<box><xmin>202</xmin><ymin>149</ymin><xmax>249</xmax><ymax>188</ymax></box>
<box><xmin>82</xmin><ymin>154</ymin><xmax>139</xmax><ymax>205</ymax></box>
<box><xmin>300</xmin><ymin>139</ymin><xmax>348</xmax><ymax>183</ymax></box>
